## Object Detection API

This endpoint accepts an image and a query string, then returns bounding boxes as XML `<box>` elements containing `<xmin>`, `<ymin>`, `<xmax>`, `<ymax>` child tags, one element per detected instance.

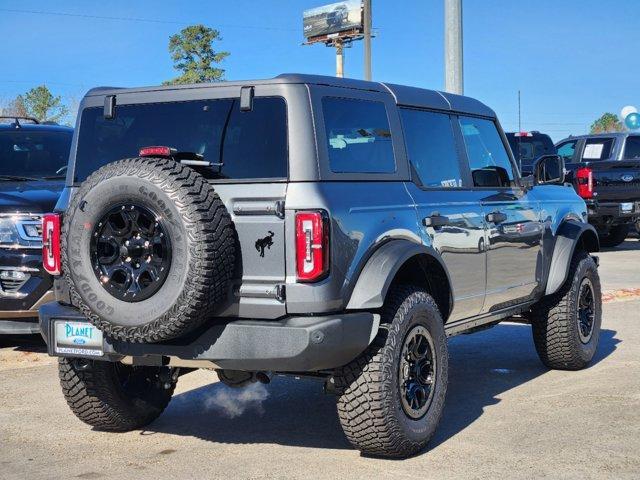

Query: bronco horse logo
<box><xmin>255</xmin><ymin>231</ymin><xmax>275</xmax><ymax>257</ymax></box>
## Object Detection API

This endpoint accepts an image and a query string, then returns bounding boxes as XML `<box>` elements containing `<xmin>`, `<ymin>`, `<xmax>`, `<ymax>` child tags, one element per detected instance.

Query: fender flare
<box><xmin>545</xmin><ymin>220</ymin><xmax>599</xmax><ymax>295</ymax></box>
<box><xmin>346</xmin><ymin>239</ymin><xmax>452</xmax><ymax>311</ymax></box>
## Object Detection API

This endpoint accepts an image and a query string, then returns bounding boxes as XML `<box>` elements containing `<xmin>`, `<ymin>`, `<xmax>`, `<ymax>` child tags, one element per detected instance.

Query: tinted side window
<box><xmin>581</xmin><ymin>138</ymin><xmax>614</xmax><ymax>161</ymax></box>
<box><xmin>623</xmin><ymin>136</ymin><xmax>640</xmax><ymax>159</ymax></box>
<box><xmin>459</xmin><ymin>116</ymin><xmax>515</xmax><ymax>187</ymax></box>
<box><xmin>75</xmin><ymin>97</ymin><xmax>287</xmax><ymax>182</ymax></box>
<box><xmin>556</xmin><ymin>140</ymin><xmax>578</xmax><ymax>163</ymax></box>
<box><xmin>400</xmin><ymin>109</ymin><xmax>462</xmax><ymax>188</ymax></box>
<box><xmin>322</xmin><ymin>97</ymin><xmax>395</xmax><ymax>173</ymax></box>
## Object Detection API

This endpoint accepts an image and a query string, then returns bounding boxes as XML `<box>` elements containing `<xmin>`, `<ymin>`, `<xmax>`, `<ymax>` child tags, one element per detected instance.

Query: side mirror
<box><xmin>534</xmin><ymin>155</ymin><xmax>565</xmax><ymax>185</ymax></box>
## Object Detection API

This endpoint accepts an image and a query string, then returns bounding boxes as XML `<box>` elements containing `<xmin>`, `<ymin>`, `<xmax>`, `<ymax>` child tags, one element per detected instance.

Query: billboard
<box><xmin>303</xmin><ymin>1</ymin><xmax>363</xmax><ymax>41</ymax></box>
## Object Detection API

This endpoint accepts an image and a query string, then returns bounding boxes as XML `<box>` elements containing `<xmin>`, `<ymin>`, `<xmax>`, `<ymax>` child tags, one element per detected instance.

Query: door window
<box><xmin>459</xmin><ymin>116</ymin><xmax>515</xmax><ymax>187</ymax></box>
<box><xmin>322</xmin><ymin>97</ymin><xmax>395</xmax><ymax>173</ymax></box>
<box><xmin>556</xmin><ymin>140</ymin><xmax>578</xmax><ymax>163</ymax></box>
<box><xmin>400</xmin><ymin>109</ymin><xmax>462</xmax><ymax>188</ymax></box>
<box><xmin>623</xmin><ymin>136</ymin><xmax>640</xmax><ymax>159</ymax></box>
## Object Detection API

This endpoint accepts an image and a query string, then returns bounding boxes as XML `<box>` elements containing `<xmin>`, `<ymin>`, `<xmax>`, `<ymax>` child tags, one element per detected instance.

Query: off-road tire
<box><xmin>58</xmin><ymin>358</ymin><xmax>176</xmax><ymax>431</ymax></box>
<box><xmin>63</xmin><ymin>158</ymin><xmax>236</xmax><ymax>343</ymax></box>
<box><xmin>598</xmin><ymin>224</ymin><xmax>628</xmax><ymax>248</ymax></box>
<box><xmin>529</xmin><ymin>251</ymin><xmax>602</xmax><ymax>370</ymax></box>
<box><xmin>334</xmin><ymin>285</ymin><xmax>448</xmax><ymax>458</ymax></box>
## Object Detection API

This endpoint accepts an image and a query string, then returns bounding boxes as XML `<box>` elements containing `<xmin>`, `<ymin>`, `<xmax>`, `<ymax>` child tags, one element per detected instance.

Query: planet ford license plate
<box><xmin>54</xmin><ymin>321</ymin><xmax>104</xmax><ymax>356</ymax></box>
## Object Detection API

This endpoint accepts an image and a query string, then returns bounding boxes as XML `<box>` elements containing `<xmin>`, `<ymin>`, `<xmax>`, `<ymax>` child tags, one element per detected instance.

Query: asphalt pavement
<box><xmin>1</xmin><ymin>236</ymin><xmax>639</xmax><ymax>480</ymax></box>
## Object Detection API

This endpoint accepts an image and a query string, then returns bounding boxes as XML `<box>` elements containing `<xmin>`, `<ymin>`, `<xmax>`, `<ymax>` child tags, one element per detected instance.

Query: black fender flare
<box><xmin>346</xmin><ymin>239</ymin><xmax>452</xmax><ymax>311</ymax></box>
<box><xmin>545</xmin><ymin>220</ymin><xmax>599</xmax><ymax>295</ymax></box>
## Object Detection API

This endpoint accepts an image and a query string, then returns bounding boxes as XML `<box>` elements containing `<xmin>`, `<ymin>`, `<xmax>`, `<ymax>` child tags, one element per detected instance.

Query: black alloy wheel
<box><xmin>577</xmin><ymin>278</ymin><xmax>595</xmax><ymax>344</ymax></box>
<box><xmin>399</xmin><ymin>325</ymin><xmax>437</xmax><ymax>419</ymax></box>
<box><xmin>90</xmin><ymin>204</ymin><xmax>171</xmax><ymax>302</ymax></box>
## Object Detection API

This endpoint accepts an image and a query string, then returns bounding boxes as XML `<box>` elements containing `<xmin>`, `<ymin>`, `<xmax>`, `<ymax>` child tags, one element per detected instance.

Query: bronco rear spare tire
<box><xmin>63</xmin><ymin>158</ymin><xmax>236</xmax><ymax>343</ymax></box>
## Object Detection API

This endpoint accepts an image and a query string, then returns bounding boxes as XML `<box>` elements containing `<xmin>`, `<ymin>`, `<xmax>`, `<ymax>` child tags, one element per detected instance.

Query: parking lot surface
<box><xmin>1</xmin><ymin>237</ymin><xmax>639</xmax><ymax>480</ymax></box>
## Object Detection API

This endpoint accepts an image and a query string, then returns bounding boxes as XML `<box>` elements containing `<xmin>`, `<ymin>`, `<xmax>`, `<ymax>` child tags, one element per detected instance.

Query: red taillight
<box><xmin>295</xmin><ymin>211</ymin><xmax>329</xmax><ymax>282</ymax></box>
<box><xmin>515</xmin><ymin>131</ymin><xmax>533</xmax><ymax>137</ymax></box>
<box><xmin>139</xmin><ymin>146</ymin><xmax>175</xmax><ymax>157</ymax></box>
<box><xmin>576</xmin><ymin>167</ymin><xmax>594</xmax><ymax>199</ymax></box>
<box><xmin>42</xmin><ymin>213</ymin><xmax>61</xmax><ymax>275</ymax></box>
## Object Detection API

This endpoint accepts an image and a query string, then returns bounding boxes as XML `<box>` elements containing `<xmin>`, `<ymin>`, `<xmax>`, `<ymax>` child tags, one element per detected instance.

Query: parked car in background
<box><xmin>505</xmin><ymin>131</ymin><xmax>556</xmax><ymax>176</ymax></box>
<box><xmin>555</xmin><ymin>133</ymin><xmax>640</xmax><ymax>247</ymax></box>
<box><xmin>0</xmin><ymin>116</ymin><xmax>72</xmax><ymax>334</ymax></box>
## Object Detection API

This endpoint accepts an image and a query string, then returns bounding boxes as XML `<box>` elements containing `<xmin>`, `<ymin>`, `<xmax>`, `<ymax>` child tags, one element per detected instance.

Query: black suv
<box><xmin>0</xmin><ymin>116</ymin><xmax>72</xmax><ymax>334</ymax></box>
<box><xmin>505</xmin><ymin>130</ymin><xmax>557</xmax><ymax>176</ymax></box>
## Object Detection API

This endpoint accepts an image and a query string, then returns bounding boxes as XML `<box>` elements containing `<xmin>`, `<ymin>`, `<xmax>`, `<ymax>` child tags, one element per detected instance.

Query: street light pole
<box><xmin>336</xmin><ymin>39</ymin><xmax>344</xmax><ymax>78</ymax></box>
<box><xmin>363</xmin><ymin>0</ymin><xmax>372</xmax><ymax>81</ymax></box>
<box><xmin>444</xmin><ymin>0</ymin><xmax>463</xmax><ymax>94</ymax></box>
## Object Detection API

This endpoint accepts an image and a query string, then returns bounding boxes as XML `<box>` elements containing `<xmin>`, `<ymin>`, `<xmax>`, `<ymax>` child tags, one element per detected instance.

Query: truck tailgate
<box><xmin>592</xmin><ymin>160</ymin><xmax>640</xmax><ymax>202</ymax></box>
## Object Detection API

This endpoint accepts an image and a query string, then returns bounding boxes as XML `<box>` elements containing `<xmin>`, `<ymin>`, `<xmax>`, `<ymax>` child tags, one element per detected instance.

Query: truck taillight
<box><xmin>295</xmin><ymin>211</ymin><xmax>329</xmax><ymax>282</ymax></box>
<box><xmin>42</xmin><ymin>213</ymin><xmax>61</xmax><ymax>275</ymax></box>
<box><xmin>576</xmin><ymin>167</ymin><xmax>594</xmax><ymax>199</ymax></box>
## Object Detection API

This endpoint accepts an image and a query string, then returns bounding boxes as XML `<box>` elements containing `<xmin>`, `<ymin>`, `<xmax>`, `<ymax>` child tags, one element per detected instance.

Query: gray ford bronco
<box><xmin>39</xmin><ymin>74</ymin><xmax>601</xmax><ymax>458</ymax></box>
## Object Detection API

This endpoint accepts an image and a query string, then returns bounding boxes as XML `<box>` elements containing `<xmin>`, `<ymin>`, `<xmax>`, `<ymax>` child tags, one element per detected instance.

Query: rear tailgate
<box><xmin>591</xmin><ymin>160</ymin><xmax>640</xmax><ymax>202</ymax></box>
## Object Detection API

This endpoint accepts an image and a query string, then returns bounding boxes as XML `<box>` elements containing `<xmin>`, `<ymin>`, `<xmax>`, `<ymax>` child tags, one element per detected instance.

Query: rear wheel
<box><xmin>529</xmin><ymin>251</ymin><xmax>602</xmax><ymax>370</ymax></box>
<box><xmin>598</xmin><ymin>224</ymin><xmax>628</xmax><ymax>248</ymax></box>
<box><xmin>334</xmin><ymin>286</ymin><xmax>448</xmax><ymax>458</ymax></box>
<box><xmin>58</xmin><ymin>358</ymin><xmax>177</xmax><ymax>431</ymax></box>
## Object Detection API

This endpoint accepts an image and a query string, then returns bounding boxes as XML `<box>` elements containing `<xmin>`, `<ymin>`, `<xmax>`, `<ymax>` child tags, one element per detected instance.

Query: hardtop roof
<box><xmin>84</xmin><ymin>73</ymin><xmax>496</xmax><ymax>118</ymax></box>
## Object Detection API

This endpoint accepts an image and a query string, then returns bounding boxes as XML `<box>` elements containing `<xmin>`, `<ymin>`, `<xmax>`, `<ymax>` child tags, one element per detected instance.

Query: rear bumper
<box><xmin>586</xmin><ymin>200</ymin><xmax>640</xmax><ymax>227</ymax></box>
<box><xmin>39</xmin><ymin>302</ymin><xmax>379</xmax><ymax>372</ymax></box>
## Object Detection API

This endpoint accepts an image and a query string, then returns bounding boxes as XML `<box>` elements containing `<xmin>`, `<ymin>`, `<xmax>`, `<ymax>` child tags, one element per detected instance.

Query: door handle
<box><xmin>423</xmin><ymin>214</ymin><xmax>450</xmax><ymax>228</ymax></box>
<box><xmin>486</xmin><ymin>212</ymin><xmax>507</xmax><ymax>224</ymax></box>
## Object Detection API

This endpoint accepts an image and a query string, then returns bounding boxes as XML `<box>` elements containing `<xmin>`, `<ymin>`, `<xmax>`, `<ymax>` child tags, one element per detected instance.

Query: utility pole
<box><xmin>335</xmin><ymin>39</ymin><xmax>344</xmax><ymax>78</ymax></box>
<box><xmin>444</xmin><ymin>0</ymin><xmax>463</xmax><ymax>94</ymax></box>
<box><xmin>518</xmin><ymin>90</ymin><xmax>521</xmax><ymax>132</ymax></box>
<box><xmin>363</xmin><ymin>0</ymin><xmax>372</xmax><ymax>80</ymax></box>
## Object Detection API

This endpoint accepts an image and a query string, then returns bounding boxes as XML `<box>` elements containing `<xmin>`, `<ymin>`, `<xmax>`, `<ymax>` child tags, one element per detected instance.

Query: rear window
<box><xmin>74</xmin><ymin>97</ymin><xmax>287</xmax><ymax>182</ymax></box>
<box><xmin>0</xmin><ymin>130</ymin><xmax>72</xmax><ymax>179</ymax></box>
<box><xmin>581</xmin><ymin>138</ymin><xmax>614</xmax><ymax>161</ymax></box>
<box><xmin>623</xmin><ymin>136</ymin><xmax>640</xmax><ymax>160</ymax></box>
<box><xmin>322</xmin><ymin>97</ymin><xmax>395</xmax><ymax>174</ymax></box>
<box><xmin>506</xmin><ymin>133</ymin><xmax>555</xmax><ymax>172</ymax></box>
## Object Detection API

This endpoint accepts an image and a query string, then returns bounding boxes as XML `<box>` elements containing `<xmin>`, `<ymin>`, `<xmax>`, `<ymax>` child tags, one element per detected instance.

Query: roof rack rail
<box><xmin>0</xmin><ymin>116</ymin><xmax>40</xmax><ymax>125</ymax></box>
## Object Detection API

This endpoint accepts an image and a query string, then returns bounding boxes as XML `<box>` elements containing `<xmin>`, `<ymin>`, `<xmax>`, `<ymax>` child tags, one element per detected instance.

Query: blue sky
<box><xmin>1</xmin><ymin>0</ymin><xmax>638</xmax><ymax>140</ymax></box>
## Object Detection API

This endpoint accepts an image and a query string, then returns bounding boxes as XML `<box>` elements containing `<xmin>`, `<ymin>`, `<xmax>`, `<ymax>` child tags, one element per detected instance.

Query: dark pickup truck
<box><xmin>556</xmin><ymin>133</ymin><xmax>640</xmax><ymax>247</ymax></box>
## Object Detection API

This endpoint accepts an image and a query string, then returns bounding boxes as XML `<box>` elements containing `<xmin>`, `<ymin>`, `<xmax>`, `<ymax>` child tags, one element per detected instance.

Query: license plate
<box><xmin>620</xmin><ymin>202</ymin><xmax>633</xmax><ymax>213</ymax></box>
<box><xmin>54</xmin><ymin>321</ymin><xmax>104</xmax><ymax>356</ymax></box>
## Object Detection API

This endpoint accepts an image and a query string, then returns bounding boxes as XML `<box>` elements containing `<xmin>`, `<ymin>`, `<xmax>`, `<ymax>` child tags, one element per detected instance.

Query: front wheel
<box><xmin>334</xmin><ymin>286</ymin><xmax>448</xmax><ymax>458</ymax></box>
<box><xmin>59</xmin><ymin>358</ymin><xmax>177</xmax><ymax>431</ymax></box>
<box><xmin>529</xmin><ymin>251</ymin><xmax>602</xmax><ymax>370</ymax></box>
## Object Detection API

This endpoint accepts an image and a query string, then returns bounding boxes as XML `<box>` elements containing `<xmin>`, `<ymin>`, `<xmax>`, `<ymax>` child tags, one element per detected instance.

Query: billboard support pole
<box><xmin>363</xmin><ymin>0</ymin><xmax>372</xmax><ymax>80</ymax></box>
<box><xmin>335</xmin><ymin>39</ymin><xmax>344</xmax><ymax>78</ymax></box>
<box><xmin>444</xmin><ymin>0</ymin><xmax>463</xmax><ymax>94</ymax></box>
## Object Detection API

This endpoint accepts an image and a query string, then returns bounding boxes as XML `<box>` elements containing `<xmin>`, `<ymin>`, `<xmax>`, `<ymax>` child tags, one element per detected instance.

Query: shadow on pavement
<box><xmin>148</xmin><ymin>323</ymin><xmax>620</xmax><ymax>453</ymax></box>
<box><xmin>601</xmin><ymin>236</ymin><xmax>640</xmax><ymax>252</ymax></box>
<box><xmin>0</xmin><ymin>334</ymin><xmax>46</xmax><ymax>352</ymax></box>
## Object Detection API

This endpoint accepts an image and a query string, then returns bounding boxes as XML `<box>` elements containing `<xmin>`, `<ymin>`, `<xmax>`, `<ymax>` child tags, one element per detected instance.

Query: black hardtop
<box><xmin>83</xmin><ymin>73</ymin><xmax>496</xmax><ymax>118</ymax></box>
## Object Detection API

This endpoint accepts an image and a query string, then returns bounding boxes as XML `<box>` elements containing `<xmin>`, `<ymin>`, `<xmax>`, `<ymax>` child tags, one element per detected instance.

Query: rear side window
<box><xmin>74</xmin><ymin>97</ymin><xmax>287</xmax><ymax>182</ymax></box>
<box><xmin>459</xmin><ymin>116</ymin><xmax>515</xmax><ymax>187</ymax></box>
<box><xmin>581</xmin><ymin>138</ymin><xmax>614</xmax><ymax>161</ymax></box>
<box><xmin>400</xmin><ymin>109</ymin><xmax>462</xmax><ymax>188</ymax></box>
<box><xmin>556</xmin><ymin>140</ymin><xmax>578</xmax><ymax>163</ymax></box>
<box><xmin>322</xmin><ymin>97</ymin><xmax>395</xmax><ymax>174</ymax></box>
<box><xmin>623</xmin><ymin>136</ymin><xmax>640</xmax><ymax>159</ymax></box>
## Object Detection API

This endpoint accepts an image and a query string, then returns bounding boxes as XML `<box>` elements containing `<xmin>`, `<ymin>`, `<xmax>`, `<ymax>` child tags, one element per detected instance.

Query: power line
<box><xmin>0</xmin><ymin>8</ymin><xmax>297</xmax><ymax>32</ymax></box>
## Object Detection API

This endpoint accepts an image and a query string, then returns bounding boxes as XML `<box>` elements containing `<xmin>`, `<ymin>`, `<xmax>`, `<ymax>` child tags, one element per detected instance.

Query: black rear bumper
<box><xmin>39</xmin><ymin>302</ymin><xmax>379</xmax><ymax>372</ymax></box>
<box><xmin>586</xmin><ymin>200</ymin><xmax>640</xmax><ymax>229</ymax></box>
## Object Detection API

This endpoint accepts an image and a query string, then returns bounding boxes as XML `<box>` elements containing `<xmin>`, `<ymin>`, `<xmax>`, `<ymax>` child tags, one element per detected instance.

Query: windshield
<box><xmin>0</xmin><ymin>130</ymin><xmax>72</xmax><ymax>179</ymax></box>
<box><xmin>74</xmin><ymin>97</ymin><xmax>288</xmax><ymax>183</ymax></box>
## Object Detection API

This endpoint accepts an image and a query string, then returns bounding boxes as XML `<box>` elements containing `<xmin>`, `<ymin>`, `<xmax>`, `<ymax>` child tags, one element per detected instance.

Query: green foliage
<box><xmin>590</xmin><ymin>112</ymin><xmax>625</xmax><ymax>134</ymax></box>
<box><xmin>163</xmin><ymin>24</ymin><xmax>229</xmax><ymax>85</ymax></box>
<box><xmin>21</xmin><ymin>85</ymin><xmax>69</xmax><ymax>123</ymax></box>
